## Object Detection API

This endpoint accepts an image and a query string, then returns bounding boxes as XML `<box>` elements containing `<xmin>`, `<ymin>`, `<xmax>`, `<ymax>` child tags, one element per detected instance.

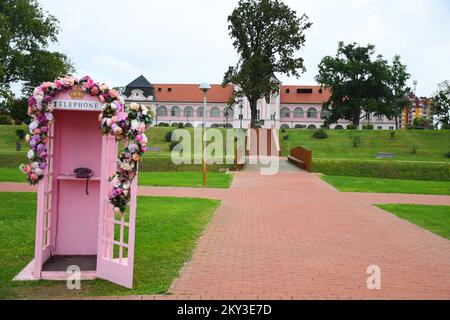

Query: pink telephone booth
<box><xmin>16</xmin><ymin>89</ymin><xmax>137</xmax><ymax>289</ymax></box>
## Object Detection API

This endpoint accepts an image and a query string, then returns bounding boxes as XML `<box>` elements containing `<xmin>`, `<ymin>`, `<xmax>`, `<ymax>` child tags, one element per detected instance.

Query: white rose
<box><xmin>29</xmin><ymin>120</ymin><xmax>39</xmax><ymax>132</ymax></box>
<box><xmin>122</xmin><ymin>182</ymin><xmax>130</xmax><ymax>190</ymax></box>
<box><xmin>131</xmin><ymin>120</ymin><xmax>139</xmax><ymax>131</ymax></box>
<box><xmin>129</xmin><ymin>103</ymin><xmax>139</xmax><ymax>111</ymax></box>
<box><xmin>27</xmin><ymin>150</ymin><xmax>35</xmax><ymax>160</ymax></box>
<box><xmin>31</xmin><ymin>162</ymin><xmax>39</xmax><ymax>169</ymax></box>
<box><xmin>34</xmin><ymin>168</ymin><xmax>44</xmax><ymax>176</ymax></box>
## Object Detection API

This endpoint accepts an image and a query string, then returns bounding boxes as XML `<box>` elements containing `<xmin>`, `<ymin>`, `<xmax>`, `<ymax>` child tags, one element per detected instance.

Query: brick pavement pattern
<box><xmin>1</xmin><ymin>172</ymin><xmax>449</xmax><ymax>300</ymax></box>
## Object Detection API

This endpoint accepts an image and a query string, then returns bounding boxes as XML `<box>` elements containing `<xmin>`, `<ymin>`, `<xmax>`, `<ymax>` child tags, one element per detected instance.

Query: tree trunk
<box><xmin>395</xmin><ymin>115</ymin><xmax>399</xmax><ymax>130</ymax></box>
<box><xmin>249</xmin><ymin>98</ymin><xmax>258</xmax><ymax>128</ymax></box>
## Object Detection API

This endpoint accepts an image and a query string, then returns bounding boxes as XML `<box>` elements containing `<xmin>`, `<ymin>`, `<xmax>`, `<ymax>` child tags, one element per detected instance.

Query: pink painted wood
<box><xmin>96</xmin><ymin>134</ymin><xmax>137</xmax><ymax>289</ymax></box>
<box><xmin>29</xmin><ymin>90</ymin><xmax>138</xmax><ymax>288</ymax></box>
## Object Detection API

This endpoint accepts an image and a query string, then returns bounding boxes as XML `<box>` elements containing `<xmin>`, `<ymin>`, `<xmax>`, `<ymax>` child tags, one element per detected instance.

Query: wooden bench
<box><xmin>287</xmin><ymin>147</ymin><xmax>312</xmax><ymax>173</ymax></box>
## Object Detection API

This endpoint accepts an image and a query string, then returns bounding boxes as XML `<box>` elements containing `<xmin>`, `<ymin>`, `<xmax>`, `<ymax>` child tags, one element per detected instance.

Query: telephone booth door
<box><xmin>96</xmin><ymin>135</ymin><xmax>137</xmax><ymax>289</ymax></box>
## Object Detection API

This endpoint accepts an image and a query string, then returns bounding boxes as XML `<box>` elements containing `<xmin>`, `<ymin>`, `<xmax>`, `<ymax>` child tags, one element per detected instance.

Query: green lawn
<box><xmin>376</xmin><ymin>204</ymin><xmax>450</xmax><ymax>240</ymax></box>
<box><xmin>0</xmin><ymin>193</ymin><xmax>220</xmax><ymax>299</ymax></box>
<box><xmin>0</xmin><ymin>168</ymin><xmax>233</xmax><ymax>188</ymax></box>
<box><xmin>139</xmin><ymin>171</ymin><xmax>233</xmax><ymax>188</ymax></box>
<box><xmin>321</xmin><ymin>175</ymin><xmax>450</xmax><ymax>195</ymax></box>
<box><xmin>280</xmin><ymin>129</ymin><xmax>450</xmax><ymax>162</ymax></box>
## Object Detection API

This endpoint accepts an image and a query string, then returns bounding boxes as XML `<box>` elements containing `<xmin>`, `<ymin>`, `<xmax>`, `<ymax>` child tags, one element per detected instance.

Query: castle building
<box><xmin>123</xmin><ymin>75</ymin><xmax>396</xmax><ymax>130</ymax></box>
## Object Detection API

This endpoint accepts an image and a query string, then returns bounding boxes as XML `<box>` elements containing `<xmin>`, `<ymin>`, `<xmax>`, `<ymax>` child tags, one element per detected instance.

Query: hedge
<box><xmin>0</xmin><ymin>152</ymin><xmax>233</xmax><ymax>173</ymax></box>
<box><xmin>313</xmin><ymin>159</ymin><xmax>450</xmax><ymax>181</ymax></box>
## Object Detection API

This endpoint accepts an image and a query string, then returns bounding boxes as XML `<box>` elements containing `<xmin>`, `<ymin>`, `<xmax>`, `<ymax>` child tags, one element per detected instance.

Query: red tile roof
<box><xmin>152</xmin><ymin>84</ymin><xmax>330</xmax><ymax>105</ymax></box>
<box><xmin>280</xmin><ymin>85</ymin><xmax>331</xmax><ymax>104</ymax></box>
<box><xmin>153</xmin><ymin>84</ymin><xmax>233</xmax><ymax>103</ymax></box>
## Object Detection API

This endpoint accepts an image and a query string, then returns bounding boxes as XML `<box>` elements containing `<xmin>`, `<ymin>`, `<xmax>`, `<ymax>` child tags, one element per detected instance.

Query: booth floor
<box><xmin>42</xmin><ymin>255</ymin><xmax>97</xmax><ymax>272</ymax></box>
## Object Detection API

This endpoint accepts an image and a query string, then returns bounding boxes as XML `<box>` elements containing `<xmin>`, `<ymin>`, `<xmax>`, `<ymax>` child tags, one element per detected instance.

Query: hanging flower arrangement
<box><xmin>20</xmin><ymin>76</ymin><xmax>153</xmax><ymax>213</ymax></box>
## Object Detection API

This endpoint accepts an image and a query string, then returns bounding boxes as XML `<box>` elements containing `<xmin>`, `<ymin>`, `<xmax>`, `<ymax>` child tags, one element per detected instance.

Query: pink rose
<box><xmin>98</xmin><ymin>113</ymin><xmax>103</xmax><ymax>122</ymax></box>
<box><xmin>111</xmin><ymin>116</ymin><xmax>118</xmax><ymax>123</ymax></box>
<box><xmin>133</xmin><ymin>153</ymin><xmax>141</xmax><ymax>161</ymax></box>
<box><xmin>29</xmin><ymin>173</ymin><xmax>39</xmax><ymax>182</ymax></box>
<box><xmin>135</xmin><ymin>134</ymin><xmax>143</xmax><ymax>142</ymax></box>
<box><xmin>23</xmin><ymin>165</ymin><xmax>32</xmax><ymax>174</ymax></box>
<box><xmin>33</xmin><ymin>129</ymin><xmax>41</xmax><ymax>135</ymax></box>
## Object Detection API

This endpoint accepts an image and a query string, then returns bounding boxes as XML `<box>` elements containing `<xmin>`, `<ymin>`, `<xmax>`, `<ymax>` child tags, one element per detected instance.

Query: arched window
<box><xmin>293</xmin><ymin>108</ymin><xmax>304</xmax><ymax>118</ymax></box>
<box><xmin>307</xmin><ymin>107</ymin><xmax>318</xmax><ymax>118</ymax></box>
<box><xmin>184</xmin><ymin>106</ymin><xmax>194</xmax><ymax>117</ymax></box>
<box><xmin>307</xmin><ymin>124</ymin><xmax>317</xmax><ymax>129</ymax></box>
<box><xmin>197</xmin><ymin>107</ymin><xmax>204</xmax><ymax>117</ymax></box>
<box><xmin>280</xmin><ymin>107</ymin><xmax>291</xmax><ymax>118</ymax></box>
<box><xmin>157</xmin><ymin>105</ymin><xmax>168</xmax><ymax>117</ymax></box>
<box><xmin>224</xmin><ymin>107</ymin><xmax>233</xmax><ymax>118</ymax></box>
<box><xmin>280</xmin><ymin>124</ymin><xmax>290</xmax><ymax>130</ymax></box>
<box><xmin>171</xmin><ymin>106</ymin><xmax>181</xmax><ymax>117</ymax></box>
<box><xmin>335</xmin><ymin>125</ymin><xmax>344</xmax><ymax>130</ymax></box>
<box><xmin>210</xmin><ymin>107</ymin><xmax>221</xmax><ymax>117</ymax></box>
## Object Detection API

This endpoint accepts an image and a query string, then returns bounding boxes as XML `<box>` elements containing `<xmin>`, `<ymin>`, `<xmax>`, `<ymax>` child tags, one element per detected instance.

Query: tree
<box><xmin>387</xmin><ymin>55</ymin><xmax>411</xmax><ymax>129</ymax></box>
<box><xmin>222</xmin><ymin>0</ymin><xmax>312</xmax><ymax>128</ymax></box>
<box><xmin>0</xmin><ymin>0</ymin><xmax>75</xmax><ymax>123</ymax></box>
<box><xmin>432</xmin><ymin>81</ymin><xmax>450</xmax><ymax>129</ymax></box>
<box><xmin>315</xmin><ymin>42</ymin><xmax>392</xmax><ymax>127</ymax></box>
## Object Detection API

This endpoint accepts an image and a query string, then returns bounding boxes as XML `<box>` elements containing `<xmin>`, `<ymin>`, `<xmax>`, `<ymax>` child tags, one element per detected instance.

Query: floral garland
<box><xmin>21</xmin><ymin>76</ymin><xmax>153</xmax><ymax>213</ymax></box>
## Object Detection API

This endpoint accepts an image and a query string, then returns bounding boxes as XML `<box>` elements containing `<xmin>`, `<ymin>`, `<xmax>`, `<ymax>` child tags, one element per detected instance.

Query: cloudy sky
<box><xmin>39</xmin><ymin>0</ymin><xmax>450</xmax><ymax>96</ymax></box>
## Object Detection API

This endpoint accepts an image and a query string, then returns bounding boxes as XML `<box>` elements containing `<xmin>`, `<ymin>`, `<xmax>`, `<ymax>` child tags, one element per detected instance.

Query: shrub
<box><xmin>171</xmin><ymin>122</ymin><xmax>179</xmax><ymax>127</ymax></box>
<box><xmin>283</xmin><ymin>135</ymin><xmax>289</xmax><ymax>141</ymax></box>
<box><xmin>444</xmin><ymin>152</ymin><xmax>450</xmax><ymax>158</ymax></box>
<box><xmin>389</xmin><ymin>131</ymin><xmax>396</xmax><ymax>139</ymax></box>
<box><xmin>351</xmin><ymin>135</ymin><xmax>361</xmax><ymax>148</ymax></box>
<box><xmin>15</xmin><ymin>129</ymin><xmax>26</xmax><ymax>141</ymax></box>
<box><xmin>347</xmin><ymin>124</ymin><xmax>357</xmax><ymax>130</ymax></box>
<box><xmin>281</xmin><ymin>128</ymin><xmax>286</xmax><ymax>134</ymax></box>
<box><xmin>178</xmin><ymin>123</ymin><xmax>185</xmax><ymax>129</ymax></box>
<box><xmin>313</xmin><ymin>129</ymin><xmax>328</xmax><ymax>139</ymax></box>
<box><xmin>169</xmin><ymin>141</ymin><xmax>180</xmax><ymax>151</ymax></box>
<box><xmin>313</xmin><ymin>159</ymin><xmax>450</xmax><ymax>181</ymax></box>
<box><xmin>185</xmin><ymin>123</ymin><xmax>193</xmax><ymax>128</ymax></box>
<box><xmin>164</xmin><ymin>130</ymin><xmax>174</xmax><ymax>142</ymax></box>
<box><xmin>411</xmin><ymin>145</ymin><xmax>418</xmax><ymax>154</ymax></box>
<box><xmin>158</xmin><ymin>122</ymin><xmax>169</xmax><ymax>127</ymax></box>
<box><xmin>362</xmin><ymin>124</ymin><xmax>374</xmax><ymax>130</ymax></box>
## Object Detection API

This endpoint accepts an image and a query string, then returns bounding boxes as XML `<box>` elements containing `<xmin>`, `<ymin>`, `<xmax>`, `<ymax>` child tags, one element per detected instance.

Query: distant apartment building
<box><xmin>123</xmin><ymin>75</ymin><xmax>397</xmax><ymax>130</ymax></box>
<box><xmin>401</xmin><ymin>94</ymin><xmax>434</xmax><ymax>128</ymax></box>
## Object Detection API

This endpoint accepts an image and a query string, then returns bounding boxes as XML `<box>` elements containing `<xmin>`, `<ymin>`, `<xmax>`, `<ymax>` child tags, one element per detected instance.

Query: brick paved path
<box><xmin>1</xmin><ymin>173</ymin><xmax>449</xmax><ymax>300</ymax></box>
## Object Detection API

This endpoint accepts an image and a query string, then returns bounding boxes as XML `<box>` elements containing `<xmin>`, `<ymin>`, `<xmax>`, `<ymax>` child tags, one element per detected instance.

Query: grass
<box><xmin>321</xmin><ymin>175</ymin><xmax>450</xmax><ymax>195</ymax></box>
<box><xmin>0</xmin><ymin>168</ymin><xmax>233</xmax><ymax>188</ymax></box>
<box><xmin>138</xmin><ymin>171</ymin><xmax>233</xmax><ymax>188</ymax></box>
<box><xmin>281</xmin><ymin>129</ymin><xmax>450</xmax><ymax>162</ymax></box>
<box><xmin>0</xmin><ymin>193</ymin><xmax>220</xmax><ymax>299</ymax></box>
<box><xmin>376</xmin><ymin>204</ymin><xmax>450</xmax><ymax>240</ymax></box>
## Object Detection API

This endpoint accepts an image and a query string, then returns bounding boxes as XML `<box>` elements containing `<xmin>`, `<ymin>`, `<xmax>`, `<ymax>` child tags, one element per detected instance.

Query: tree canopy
<box><xmin>315</xmin><ymin>42</ymin><xmax>394</xmax><ymax>127</ymax></box>
<box><xmin>432</xmin><ymin>81</ymin><xmax>450</xmax><ymax>129</ymax></box>
<box><xmin>0</xmin><ymin>0</ymin><xmax>74</xmax><ymax>123</ymax></box>
<box><xmin>222</xmin><ymin>0</ymin><xmax>312</xmax><ymax>128</ymax></box>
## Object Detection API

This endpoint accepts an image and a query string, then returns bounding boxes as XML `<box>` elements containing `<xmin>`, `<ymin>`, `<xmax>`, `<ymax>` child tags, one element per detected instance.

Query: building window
<box><xmin>171</xmin><ymin>106</ymin><xmax>181</xmax><ymax>117</ymax></box>
<box><xmin>184</xmin><ymin>106</ymin><xmax>194</xmax><ymax>117</ymax></box>
<box><xmin>377</xmin><ymin>126</ymin><xmax>383</xmax><ymax>130</ymax></box>
<box><xmin>389</xmin><ymin>126</ymin><xmax>394</xmax><ymax>130</ymax></box>
<box><xmin>210</xmin><ymin>107</ymin><xmax>221</xmax><ymax>117</ymax></box>
<box><xmin>157</xmin><ymin>106</ymin><xmax>168</xmax><ymax>117</ymax></box>
<box><xmin>224</xmin><ymin>107</ymin><xmax>233</xmax><ymax>118</ymax></box>
<box><xmin>197</xmin><ymin>107</ymin><xmax>204</xmax><ymax>117</ymax></box>
<box><xmin>280</xmin><ymin>107</ymin><xmax>291</xmax><ymax>118</ymax></box>
<box><xmin>293</xmin><ymin>108</ymin><xmax>304</xmax><ymax>118</ymax></box>
<box><xmin>307</xmin><ymin>107</ymin><xmax>318</xmax><ymax>118</ymax></box>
